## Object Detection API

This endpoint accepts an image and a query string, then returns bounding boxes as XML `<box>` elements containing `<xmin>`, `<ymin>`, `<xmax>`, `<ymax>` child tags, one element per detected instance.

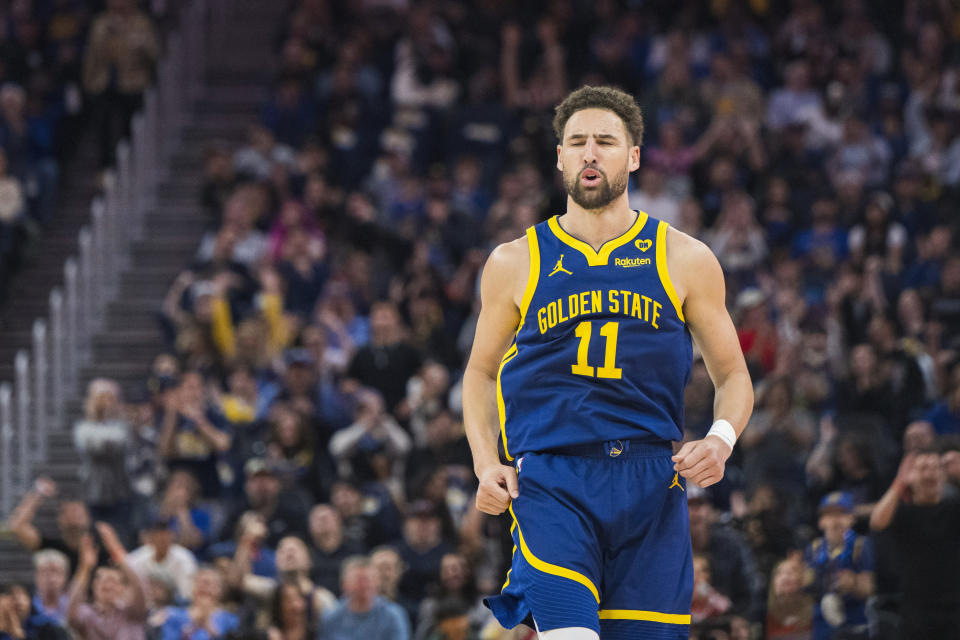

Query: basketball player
<box><xmin>463</xmin><ymin>86</ymin><xmax>754</xmax><ymax>639</ymax></box>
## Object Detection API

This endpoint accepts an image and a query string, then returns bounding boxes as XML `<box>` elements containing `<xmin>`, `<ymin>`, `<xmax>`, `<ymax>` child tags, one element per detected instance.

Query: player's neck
<box><xmin>560</xmin><ymin>194</ymin><xmax>636</xmax><ymax>251</ymax></box>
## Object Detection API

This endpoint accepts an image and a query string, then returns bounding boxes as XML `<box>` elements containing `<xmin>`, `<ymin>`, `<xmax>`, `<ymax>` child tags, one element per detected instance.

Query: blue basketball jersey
<box><xmin>497</xmin><ymin>211</ymin><xmax>692</xmax><ymax>459</ymax></box>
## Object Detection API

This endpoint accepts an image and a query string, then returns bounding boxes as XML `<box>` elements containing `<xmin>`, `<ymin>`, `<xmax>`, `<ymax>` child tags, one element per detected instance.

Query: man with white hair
<box><xmin>32</xmin><ymin>550</ymin><xmax>70</xmax><ymax>624</ymax></box>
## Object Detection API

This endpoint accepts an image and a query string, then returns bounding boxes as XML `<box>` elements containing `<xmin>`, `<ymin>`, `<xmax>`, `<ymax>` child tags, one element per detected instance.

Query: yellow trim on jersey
<box><xmin>598</xmin><ymin>609</ymin><xmax>691</xmax><ymax>625</ymax></box>
<box><xmin>547</xmin><ymin>211</ymin><xmax>648</xmax><ymax>266</ymax></box>
<box><xmin>509</xmin><ymin>504</ymin><xmax>601</xmax><ymax>603</ymax></box>
<box><xmin>518</xmin><ymin>226</ymin><xmax>541</xmax><ymax>326</ymax></box>
<box><xmin>497</xmin><ymin>226</ymin><xmax>541</xmax><ymax>461</ymax></box>
<box><xmin>655</xmin><ymin>221</ymin><xmax>685</xmax><ymax>322</ymax></box>
<box><xmin>496</xmin><ymin>344</ymin><xmax>518</xmax><ymax>461</ymax></box>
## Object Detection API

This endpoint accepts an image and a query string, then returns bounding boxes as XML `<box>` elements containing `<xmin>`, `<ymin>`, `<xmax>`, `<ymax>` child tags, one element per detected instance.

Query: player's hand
<box><xmin>475</xmin><ymin>464</ymin><xmax>519</xmax><ymax>515</ymax></box>
<box><xmin>672</xmin><ymin>436</ymin><xmax>732</xmax><ymax>488</ymax></box>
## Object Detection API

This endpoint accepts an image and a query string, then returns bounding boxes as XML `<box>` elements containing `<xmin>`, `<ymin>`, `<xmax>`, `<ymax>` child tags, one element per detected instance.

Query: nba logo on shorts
<box><xmin>517</xmin><ymin>456</ymin><xmax>525</xmax><ymax>472</ymax></box>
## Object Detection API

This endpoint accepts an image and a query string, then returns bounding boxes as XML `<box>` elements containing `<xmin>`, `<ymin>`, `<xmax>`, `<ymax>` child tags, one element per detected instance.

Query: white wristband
<box><xmin>707</xmin><ymin>419</ymin><xmax>737</xmax><ymax>450</ymax></box>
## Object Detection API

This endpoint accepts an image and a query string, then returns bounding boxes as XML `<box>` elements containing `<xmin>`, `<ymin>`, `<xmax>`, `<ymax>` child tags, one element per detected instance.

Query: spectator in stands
<box><xmin>154</xmin><ymin>470</ymin><xmax>210</xmax><ymax>552</ymax></box>
<box><xmin>346</xmin><ymin>301</ymin><xmax>422</xmax><ymax>413</ymax></box>
<box><xmin>766</xmin><ymin>60</ymin><xmax>823</xmax><ymax>133</ymax></box>
<box><xmin>765</xmin><ymin>555</ymin><xmax>814</xmax><ymax>640</ymax></box>
<box><xmin>688</xmin><ymin>486</ymin><xmax>762</xmax><ymax>620</ymax></box>
<box><xmin>414</xmin><ymin>552</ymin><xmax>491</xmax><ymax>640</ymax></box>
<box><xmin>0</xmin><ymin>147</ymin><xmax>26</xmax><ymax>228</ymax></box>
<box><xmin>9</xmin><ymin>477</ymin><xmax>93</xmax><ymax>576</ymax></box>
<box><xmin>31</xmin><ymin>550</ymin><xmax>70</xmax><ymax>624</ymax></box>
<box><xmin>320</xmin><ymin>555</ymin><xmax>410</xmax><ymax>640</ymax></box>
<box><xmin>708</xmin><ymin>190</ymin><xmax>768</xmax><ymax>282</ymax></box>
<box><xmin>871</xmin><ymin>449</ymin><xmax>960</xmax><ymax>637</ymax></box>
<box><xmin>212</xmin><ymin>511</ymin><xmax>277</xmax><ymax>582</ymax></box>
<box><xmin>159</xmin><ymin>568</ymin><xmax>238</xmax><ymax>640</ymax></box>
<box><xmin>0</xmin><ymin>583</ymin><xmax>68</xmax><ymax>640</ymax></box>
<box><xmin>67</xmin><ymin>523</ymin><xmax>147</xmax><ymax>640</ymax></box>
<box><xmin>903</xmin><ymin>420</ymin><xmax>936</xmax><ymax>454</ymax></box>
<box><xmin>222</xmin><ymin>459</ymin><xmax>310</xmax><ymax>549</ymax></box>
<box><xmin>804</xmin><ymin>492</ymin><xmax>874</xmax><ymax>639</ymax></box>
<box><xmin>740</xmin><ymin>377</ymin><xmax>815</xmax><ymax>496</ymax></box>
<box><xmin>127</xmin><ymin>512</ymin><xmax>197</xmax><ymax>602</ymax></box>
<box><xmin>267</xmin><ymin>581</ymin><xmax>317</xmax><ymax>640</ymax></box>
<box><xmin>233</xmin><ymin>124</ymin><xmax>297</xmax><ymax>182</ymax></box>
<box><xmin>201</xmin><ymin>145</ymin><xmax>238</xmax><ymax>227</ymax></box>
<box><xmin>157</xmin><ymin>371</ymin><xmax>233</xmax><ymax>498</ymax></box>
<box><xmin>74</xmin><ymin>378</ymin><xmax>133</xmax><ymax>544</ymax></box>
<box><xmin>370</xmin><ymin>546</ymin><xmax>404</xmax><ymax>605</ymax></box>
<box><xmin>308</xmin><ymin>504</ymin><xmax>365</xmax><ymax>596</ymax></box>
<box><xmin>396</xmin><ymin>501</ymin><xmax>454</xmax><ymax>623</ymax></box>
<box><xmin>329</xmin><ymin>388</ymin><xmax>411</xmax><ymax>484</ymax></box>
<box><xmin>231</xmin><ymin>534</ymin><xmax>335</xmax><ymax>619</ymax></box>
<box><xmin>923</xmin><ymin>377</ymin><xmax>960</xmax><ymax>436</ymax></box>
<box><xmin>628</xmin><ymin>165</ymin><xmax>680</xmax><ymax>227</ymax></box>
<box><xmin>82</xmin><ymin>0</ymin><xmax>159</xmax><ymax>168</ymax></box>
<box><xmin>689</xmin><ymin>554</ymin><xmax>731</xmax><ymax>627</ymax></box>
<box><xmin>848</xmin><ymin>191</ymin><xmax>907</xmax><ymax>272</ymax></box>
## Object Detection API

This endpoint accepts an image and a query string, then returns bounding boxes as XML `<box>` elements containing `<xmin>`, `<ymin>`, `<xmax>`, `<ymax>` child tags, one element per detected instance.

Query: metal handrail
<box><xmin>0</xmin><ymin>0</ymin><xmax>225</xmax><ymax>517</ymax></box>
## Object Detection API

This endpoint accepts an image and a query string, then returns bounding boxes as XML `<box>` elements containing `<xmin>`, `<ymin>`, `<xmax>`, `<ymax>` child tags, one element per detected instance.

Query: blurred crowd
<box><xmin>3</xmin><ymin>0</ymin><xmax>960</xmax><ymax>639</ymax></box>
<box><xmin>0</xmin><ymin>0</ymin><xmax>162</xmax><ymax>302</ymax></box>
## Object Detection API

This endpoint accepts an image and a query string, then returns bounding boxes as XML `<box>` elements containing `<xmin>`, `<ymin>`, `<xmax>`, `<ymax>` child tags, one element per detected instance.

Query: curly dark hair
<box><xmin>553</xmin><ymin>85</ymin><xmax>645</xmax><ymax>146</ymax></box>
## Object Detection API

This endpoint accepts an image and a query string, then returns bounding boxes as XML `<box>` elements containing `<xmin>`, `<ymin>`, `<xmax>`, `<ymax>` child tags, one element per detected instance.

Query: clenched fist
<box><xmin>672</xmin><ymin>436</ymin><xmax>732</xmax><ymax>488</ymax></box>
<box><xmin>475</xmin><ymin>464</ymin><xmax>519</xmax><ymax>515</ymax></box>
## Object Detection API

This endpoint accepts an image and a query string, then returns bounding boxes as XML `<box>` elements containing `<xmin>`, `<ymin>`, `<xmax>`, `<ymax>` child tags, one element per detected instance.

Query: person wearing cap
<box><xmin>396</xmin><ymin>501</ymin><xmax>454</xmax><ymax>623</ymax></box>
<box><xmin>126</xmin><ymin>511</ymin><xmax>198</xmax><ymax>602</ymax></box>
<box><xmin>220</xmin><ymin>458</ymin><xmax>310</xmax><ymax>549</ymax></box>
<box><xmin>803</xmin><ymin>491</ymin><xmax>874</xmax><ymax>639</ymax></box>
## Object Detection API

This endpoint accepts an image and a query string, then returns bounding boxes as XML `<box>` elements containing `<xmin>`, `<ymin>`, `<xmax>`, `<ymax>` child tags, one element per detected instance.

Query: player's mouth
<box><xmin>581</xmin><ymin>168</ymin><xmax>603</xmax><ymax>187</ymax></box>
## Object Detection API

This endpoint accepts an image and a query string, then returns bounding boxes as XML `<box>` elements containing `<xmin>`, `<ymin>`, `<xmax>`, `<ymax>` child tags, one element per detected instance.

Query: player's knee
<box><xmin>538</xmin><ymin>627</ymin><xmax>600</xmax><ymax>640</ymax></box>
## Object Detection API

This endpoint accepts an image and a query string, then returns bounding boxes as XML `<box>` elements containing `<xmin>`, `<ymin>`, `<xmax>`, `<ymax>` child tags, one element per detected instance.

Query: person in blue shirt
<box><xmin>804</xmin><ymin>491</ymin><xmax>875</xmax><ymax>639</ymax></box>
<box><xmin>161</xmin><ymin>568</ymin><xmax>238</xmax><ymax>640</ymax></box>
<box><xmin>320</xmin><ymin>555</ymin><xmax>410</xmax><ymax>640</ymax></box>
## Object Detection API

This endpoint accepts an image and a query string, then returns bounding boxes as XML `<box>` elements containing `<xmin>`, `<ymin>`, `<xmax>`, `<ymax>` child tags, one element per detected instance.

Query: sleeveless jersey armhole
<box><xmin>518</xmin><ymin>226</ymin><xmax>541</xmax><ymax>328</ymax></box>
<box><xmin>655</xmin><ymin>221</ymin><xmax>685</xmax><ymax>323</ymax></box>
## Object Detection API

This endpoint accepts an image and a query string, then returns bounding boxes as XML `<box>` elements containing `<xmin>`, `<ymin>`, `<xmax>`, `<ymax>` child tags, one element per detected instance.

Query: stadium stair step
<box><xmin>0</xmin><ymin>0</ymin><xmax>285</xmax><ymax>583</ymax></box>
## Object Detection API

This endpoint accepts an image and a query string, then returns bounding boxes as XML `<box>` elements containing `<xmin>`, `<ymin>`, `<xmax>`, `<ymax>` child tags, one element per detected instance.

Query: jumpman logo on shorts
<box><xmin>668</xmin><ymin>472</ymin><xmax>684</xmax><ymax>491</ymax></box>
<box><xmin>548</xmin><ymin>254</ymin><xmax>573</xmax><ymax>277</ymax></box>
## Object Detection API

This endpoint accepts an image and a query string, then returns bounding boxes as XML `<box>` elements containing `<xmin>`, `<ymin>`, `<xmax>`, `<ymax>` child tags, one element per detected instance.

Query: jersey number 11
<box><xmin>571</xmin><ymin>321</ymin><xmax>622</xmax><ymax>379</ymax></box>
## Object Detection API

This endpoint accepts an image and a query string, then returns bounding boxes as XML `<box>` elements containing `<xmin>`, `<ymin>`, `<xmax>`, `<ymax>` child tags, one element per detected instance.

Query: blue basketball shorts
<box><xmin>484</xmin><ymin>440</ymin><xmax>693</xmax><ymax>639</ymax></box>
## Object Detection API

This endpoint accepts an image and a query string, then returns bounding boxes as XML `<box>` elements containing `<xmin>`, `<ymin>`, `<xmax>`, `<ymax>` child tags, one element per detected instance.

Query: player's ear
<box><xmin>556</xmin><ymin>145</ymin><xmax>563</xmax><ymax>171</ymax></box>
<box><xmin>629</xmin><ymin>145</ymin><xmax>641</xmax><ymax>172</ymax></box>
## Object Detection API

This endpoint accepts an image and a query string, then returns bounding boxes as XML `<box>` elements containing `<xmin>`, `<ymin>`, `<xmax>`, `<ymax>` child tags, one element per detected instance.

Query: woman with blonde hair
<box><xmin>73</xmin><ymin>378</ymin><xmax>133</xmax><ymax>543</ymax></box>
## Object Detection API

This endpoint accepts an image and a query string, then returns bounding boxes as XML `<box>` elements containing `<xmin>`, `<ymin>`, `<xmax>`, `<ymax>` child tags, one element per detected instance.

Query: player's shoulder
<box><xmin>664</xmin><ymin>225</ymin><xmax>723</xmax><ymax>297</ymax></box>
<box><xmin>485</xmin><ymin>234</ymin><xmax>531</xmax><ymax>275</ymax></box>
<box><xmin>665</xmin><ymin>225</ymin><xmax>719</xmax><ymax>270</ymax></box>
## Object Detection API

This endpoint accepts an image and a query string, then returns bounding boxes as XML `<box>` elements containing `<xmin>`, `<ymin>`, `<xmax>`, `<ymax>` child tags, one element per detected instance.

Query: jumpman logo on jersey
<box><xmin>668</xmin><ymin>472</ymin><xmax>684</xmax><ymax>491</ymax></box>
<box><xmin>548</xmin><ymin>254</ymin><xmax>573</xmax><ymax>277</ymax></box>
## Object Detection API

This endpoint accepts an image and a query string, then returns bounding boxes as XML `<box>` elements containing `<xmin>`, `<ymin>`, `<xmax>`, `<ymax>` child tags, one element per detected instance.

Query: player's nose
<box><xmin>581</xmin><ymin>138</ymin><xmax>598</xmax><ymax>163</ymax></box>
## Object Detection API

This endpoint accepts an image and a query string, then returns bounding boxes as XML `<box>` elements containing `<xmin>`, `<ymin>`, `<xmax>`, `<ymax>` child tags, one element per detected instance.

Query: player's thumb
<box><xmin>502</xmin><ymin>467</ymin><xmax>519</xmax><ymax>499</ymax></box>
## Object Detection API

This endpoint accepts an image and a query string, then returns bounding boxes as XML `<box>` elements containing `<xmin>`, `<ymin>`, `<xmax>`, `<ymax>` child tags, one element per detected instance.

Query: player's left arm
<box><xmin>669</xmin><ymin>230</ymin><xmax>754</xmax><ymax>487</ymax></box>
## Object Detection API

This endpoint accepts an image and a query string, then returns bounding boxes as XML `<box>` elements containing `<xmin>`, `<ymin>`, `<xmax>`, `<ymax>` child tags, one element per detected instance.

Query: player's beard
<box><xmin>563</xmin><ymin>161</ymin><xmax>630</xmax><ymax>211</ymax></box>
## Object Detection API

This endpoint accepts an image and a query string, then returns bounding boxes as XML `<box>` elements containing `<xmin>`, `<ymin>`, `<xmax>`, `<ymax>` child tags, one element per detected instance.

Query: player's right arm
<box><xmin>463</xmin><ymin>238</ymin><xmax>527</xmax><ymax>515</ymax></box>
